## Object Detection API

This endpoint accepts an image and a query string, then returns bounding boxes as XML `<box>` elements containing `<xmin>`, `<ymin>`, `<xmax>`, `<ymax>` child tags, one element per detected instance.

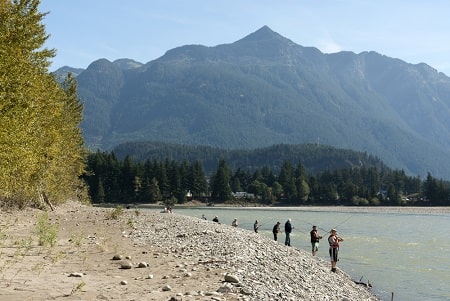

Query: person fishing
<box><xmin>310</xmin><ymin>225</ymin><xmax>322</xmax><ymax>256</ymax></box>
<box><xmin>231</xmin><ymin>218</ymin><xmax>238</xmax><ymax>227</ymax></box>
<box><xmin>272</xmin><ymin>221</ymin><xmax>281</xmax><ymax>241</ymax></box>
<box><xmin>328</xmin><ymin>228</ymin><xmax>344</xmax><ymax>272</ymax></box>
<box><xmin>254</xmin><ymin>220</ymin><xmax>261</xmax><ymax>233</ymax></box>
<box><xmin>284</xmin><ymin>218</ymin><xmax>292</xmax><ymax>246</ymax></box>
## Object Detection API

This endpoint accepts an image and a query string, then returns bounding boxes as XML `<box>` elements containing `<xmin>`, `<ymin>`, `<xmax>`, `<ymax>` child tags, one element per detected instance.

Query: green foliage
<box><xmin>210</xmin><ymin>159</ymin><xmax>233</xmax><ymax>201</ymax></box>
<box><xmin>36</xmin><ymin>212</ymin><xmax>58</xmax><ymax>247</ymax></box>
<box><xmin>114</xmin><ymin>142</ymin><xmax>388</xmax><ymax>176</ymax></box>
<box><xmin>84</xmin><ymin>145</ymin><xmax>450</xmax><ymax>206</ymax></box>
<box><xmin>0</xmin><ymin>0</ymin><xmax>87</xmax><ymax>208</ymax></box>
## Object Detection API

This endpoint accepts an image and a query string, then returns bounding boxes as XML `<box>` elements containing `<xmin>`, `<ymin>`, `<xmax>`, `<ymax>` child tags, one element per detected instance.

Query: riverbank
<box><xmin>0</xmin><ymin>202</ymin><xmax>380</xmax><ymax>300</ymax></box>
<box><xmin>143</xmin><ymin>200</ymin><xmax>450</xmax><ymax>215</ymax></box>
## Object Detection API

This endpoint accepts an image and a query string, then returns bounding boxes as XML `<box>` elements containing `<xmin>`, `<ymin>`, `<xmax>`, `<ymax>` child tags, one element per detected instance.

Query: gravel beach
<box><xmin>0</xmin><ymin>202</ymin><xmax>382</xmax><ymax>300</ymax></box>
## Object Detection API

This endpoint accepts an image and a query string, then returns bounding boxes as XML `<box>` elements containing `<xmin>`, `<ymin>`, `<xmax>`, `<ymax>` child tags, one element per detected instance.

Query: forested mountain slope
<box><xmin>112</xmin><ymin>141</ymin><xmax>388</xmax><ymax>176</ymax></box>
<box><xmin>58</xmin><ymin>26</ymin><xmax>450</xmax><ymax>179</ymax></box>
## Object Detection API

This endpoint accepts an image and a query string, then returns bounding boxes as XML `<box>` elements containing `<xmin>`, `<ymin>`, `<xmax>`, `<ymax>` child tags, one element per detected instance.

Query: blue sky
<box><xmin>40</xmin><ymin>1</ymin><xmax>450</xmax><ymax>76</ymax></box>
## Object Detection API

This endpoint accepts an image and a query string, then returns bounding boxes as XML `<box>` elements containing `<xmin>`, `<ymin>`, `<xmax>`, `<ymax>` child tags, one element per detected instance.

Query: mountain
<box><xmin>57</xmin><ymin>26</ymin><xmax>450</xmax><ymax>179</ymax></box>
<box><xmin>52</xmin><ymin>66</ymin><xmax>84</xmax><ymax>81</ymax></box>
<box><xmin>112</xmin><ymin>58</ymin><xmax>144</xmax><ymax>70</ymax></box>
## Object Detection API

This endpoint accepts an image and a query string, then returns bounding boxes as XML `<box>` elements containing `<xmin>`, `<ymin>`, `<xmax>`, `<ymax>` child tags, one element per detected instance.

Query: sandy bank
<box><xmin>0</xmin><ymin>202</ymin><xmax>381</xmax><ymax>300</ymax></box>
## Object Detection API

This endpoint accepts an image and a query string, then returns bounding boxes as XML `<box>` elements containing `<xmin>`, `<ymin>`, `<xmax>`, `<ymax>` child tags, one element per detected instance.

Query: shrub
<box><xmin>36</xmin><ymin>212</ymin><xmax>58</xmax><ymax>247</ymax></box>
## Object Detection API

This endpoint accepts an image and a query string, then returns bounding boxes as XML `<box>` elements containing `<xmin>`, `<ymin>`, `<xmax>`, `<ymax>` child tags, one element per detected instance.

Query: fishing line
<box><xmin>332</xmin><ymin>214</ymin><xmax>353</xmax><ymax>229</ymax></box>
<box><xmin>305</xmin><ymin>221</ymin><xmax>328</xmax><ymax>234</ymax></box>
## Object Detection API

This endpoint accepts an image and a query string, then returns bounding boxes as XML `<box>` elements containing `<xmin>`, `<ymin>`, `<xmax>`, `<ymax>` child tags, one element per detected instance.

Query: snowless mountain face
<box><xmin>56</xmin><ymin>26</ymin><xmax>450</xmax><ymax>179</ymax></box>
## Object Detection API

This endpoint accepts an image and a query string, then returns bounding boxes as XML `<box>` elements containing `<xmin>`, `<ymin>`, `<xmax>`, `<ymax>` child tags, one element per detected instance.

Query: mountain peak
<box><xmin>237</xmin><ymin>25</ymin><xmax>294</xmax><ymax>45</ymax></box>
<box><xmin>113</xmin><ymin>59</ymin><xmax>144</xmax><ymax>70</ymax></box>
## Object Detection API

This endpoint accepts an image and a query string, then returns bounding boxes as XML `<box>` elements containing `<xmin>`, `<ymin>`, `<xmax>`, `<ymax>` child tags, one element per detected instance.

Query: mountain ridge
<box><xmin>55</xmin><ymin>26</ymin><xmax>450</xmax><ymax>179</ymax></box>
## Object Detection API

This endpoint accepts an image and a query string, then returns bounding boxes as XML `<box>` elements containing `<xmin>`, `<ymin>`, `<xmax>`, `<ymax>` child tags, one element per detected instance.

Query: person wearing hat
<box><xmin>272</xmin><ymin>222</ymin><xmax>281</xmax><ymax>241</ymax></box>
<box><xmin>212</xmin><ymin>216</ymin><xmax>219</xmax><ymax>223</ymax></box>
<box><xmin>284</xmin><ymin>218</ymin><xmax>293</xmax><ymax>246</ymax></box>
<box><xmin>328</xmin><ymin>229</ymin><xmax>344</xmax><ymax>272</ymax></box>
<box><xmin>310</xmin><ymin>225</ymin><xmax>322</xmax><ymax>256</ymax></box>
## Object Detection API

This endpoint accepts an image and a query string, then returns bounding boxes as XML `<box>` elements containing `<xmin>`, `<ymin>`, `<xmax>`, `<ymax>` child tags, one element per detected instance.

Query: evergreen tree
<box><xmin>96</xmin><ymin>178</ymin><xmax>105</xmax><ymax>203</ymax></box>
<box><xmin>121</xmin><ymin>155</ymin><xmax>135</xmax><ymax>200</ymax></box>
<box><xmin>278</xmin><ymin>161</ymin><xmax>297</xmax><ymax>202</ymax></box>
<box><xmin>190</xmin><ymin>160</ymin><xmax>207</xmax><ymax>197</ymax></box>
<box><xmin>211</xmin><ymin>159</ymin><xmax>232</xmax><ymax>201</ymax></box>
<box><xmin>423</xmin><ymin>172</ymin><xmax>439</xmax><ymax>204</ymax></box>
<box><xmin>149</xmin><ymin>177</ymin><xmax>162</xmax><ymax>203</ymax></box>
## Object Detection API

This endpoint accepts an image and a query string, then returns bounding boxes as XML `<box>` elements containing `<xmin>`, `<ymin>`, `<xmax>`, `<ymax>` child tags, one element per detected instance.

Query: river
<box><xmin>165</xmin><ymin>206</ymin><xmax>450</xmax><ymax>301</ymax></box>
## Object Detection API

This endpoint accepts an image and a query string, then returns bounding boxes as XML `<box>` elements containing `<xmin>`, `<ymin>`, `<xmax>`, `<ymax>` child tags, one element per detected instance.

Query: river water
<box><xmin>167</xmin><ymin>206</ymin><xmax>449</xmax><ymax>301</ymax></box>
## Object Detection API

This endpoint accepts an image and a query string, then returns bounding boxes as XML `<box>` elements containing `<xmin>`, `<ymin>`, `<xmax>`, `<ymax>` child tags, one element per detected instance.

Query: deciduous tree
<box><xmin>0</xmin><ymin>0</ymin><xmax>86</xmax><ymax>208</ymax></box>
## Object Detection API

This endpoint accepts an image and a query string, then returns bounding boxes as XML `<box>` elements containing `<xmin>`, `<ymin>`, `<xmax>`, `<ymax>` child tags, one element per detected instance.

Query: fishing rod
<box><xmin>305</xmin><ymin>221</ymin><xmax>329</xmax><ymax>234</ymax></box>
<box><xmin>323</xmin><ymin>214</ymin><xmax>353</xmax><ymax>240</ymax></box>
<box><xmin>304</xmin><ymin>214</ymin><xmax>353</xmax><ymax>238</ymax></box>
<box><xmin>332</xmin><ymin>214</ymin><xmax>353</xmax><ymax>230</ymax></box>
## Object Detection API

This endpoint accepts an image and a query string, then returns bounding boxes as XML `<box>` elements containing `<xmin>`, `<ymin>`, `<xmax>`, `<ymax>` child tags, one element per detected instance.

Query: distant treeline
<box><xmin>84</xmin><ymin>150</ymin><xmax>450</xmax><ymax>206</ymax></box>
<box><xmin>112</xmin><ymin>141</ymin><xmax>389</xmax><ymax>175</ymax></box>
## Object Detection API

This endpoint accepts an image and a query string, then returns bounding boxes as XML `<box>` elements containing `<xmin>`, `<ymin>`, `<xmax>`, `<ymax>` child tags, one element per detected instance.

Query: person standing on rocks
<box><xmin>231</xmin><ymin>218</ymin><xmax>238</xmax><ymax>227</ymax></box>
<box><xmin>272</xmin><ymin>222</ymin><xmax>281</xmax><ymax>241</ymax></box>
<box><xmin>254</xmin><ymin>220</ymin><xmax>261</xmax><ymax>233</ymax></box>
<box><xmin>328</xmin><ymin>229</ymin><xmax>344</xmax><ymax>272</ymax></box>
<box><xmin>310</xmin><ymin>225</ymin><xmax>322</xmax><ymax>256</ymax></box>
<box><xmin>284</xmin><ymin>219</ymin><xmax>292</xmax><ymax>246</ymax></box>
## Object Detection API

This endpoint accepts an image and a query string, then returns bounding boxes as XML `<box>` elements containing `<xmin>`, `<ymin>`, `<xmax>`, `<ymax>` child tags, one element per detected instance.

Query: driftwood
<box><xmin>354</xmin><ymin>280</ymin><xmax>372</xmax><ymax>288</ymax></box>
<box><xmin>197</xmin><ymin>260</ymin><xmax>228</xmax><ymax>264</ymax></box>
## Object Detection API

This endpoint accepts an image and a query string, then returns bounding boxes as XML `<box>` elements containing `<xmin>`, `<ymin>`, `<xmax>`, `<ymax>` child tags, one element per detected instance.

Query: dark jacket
<box><xmin>273</xmin><ymin>223</ymin><xmax>280</xmax><ymax>233</ymax></box>
<box><xmin>284</xmin><ymin>221</ymin><xmax>292</xmax><ymax>233</ymax></box>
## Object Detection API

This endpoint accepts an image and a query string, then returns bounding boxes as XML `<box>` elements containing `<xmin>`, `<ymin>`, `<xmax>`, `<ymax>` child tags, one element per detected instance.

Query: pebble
<box><xmin>120</xmin><ymin>261</ymin><xmax>133</xmax><ymax>269</ymax></box>
<box><xmin>137</xmin><ymin>262</ymin><xmax>148</xmax><ymax>268</ymax></box>
<box><xmin>128</xmin><ymin>211</ymin><xmax>381</xmax><ymax>300</ymax></box>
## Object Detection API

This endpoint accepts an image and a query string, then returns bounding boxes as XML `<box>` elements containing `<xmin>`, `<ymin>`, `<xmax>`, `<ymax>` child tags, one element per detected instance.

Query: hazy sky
<box><xmin>40</xmin><ymin>1</ymin><xmax>450</xmax><ymax>75</ymax></box>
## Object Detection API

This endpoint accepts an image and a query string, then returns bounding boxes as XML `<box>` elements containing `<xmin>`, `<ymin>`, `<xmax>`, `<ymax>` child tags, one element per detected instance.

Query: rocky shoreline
<box><xmin>130</xmin><ymin>210</ymin><xmax>381</xmax><ymax>300</ymax></box>
<box><xmin>0</xmin><ymin>203</ymin><xmax>381</xmax><ymax>300</ymax></box>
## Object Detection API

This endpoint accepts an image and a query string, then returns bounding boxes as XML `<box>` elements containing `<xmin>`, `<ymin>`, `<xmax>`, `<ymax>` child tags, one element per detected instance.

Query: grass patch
<box><xmin>107</xmin><ymin>205</ymin><xmax>124</xmax><ymax>220</ymax></box>
<box><xmin>36</xmin><ymin>212</ymin><xmax>58</xmax><ymax>247</ymax></box>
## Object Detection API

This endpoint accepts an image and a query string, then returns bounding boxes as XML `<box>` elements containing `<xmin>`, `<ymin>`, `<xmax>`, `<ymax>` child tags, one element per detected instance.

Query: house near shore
<box><xmin>232</xmin><ymin>192</ymin><xmax>255</xmax><ymax>199</ymax></box>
